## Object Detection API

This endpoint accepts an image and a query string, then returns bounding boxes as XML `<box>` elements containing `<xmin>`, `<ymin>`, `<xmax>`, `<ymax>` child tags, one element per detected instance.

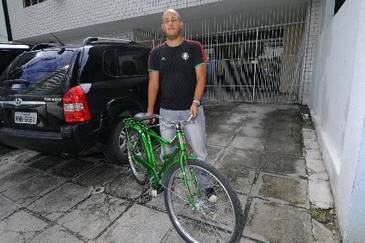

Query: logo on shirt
<box><xmin>181</xmin><ymin>52</ymin><xmax>189</xmax><ymax>61</ymax></box>
<box><xmin>161</xmin><ymin>57</ymin><xmax>166</xmax><ymax>62</ymax></box>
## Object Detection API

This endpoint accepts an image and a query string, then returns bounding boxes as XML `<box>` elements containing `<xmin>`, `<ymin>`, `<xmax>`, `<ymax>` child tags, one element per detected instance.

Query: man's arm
<box><xmin>147</xmin><ymin>71</ymin><xmax>159</xmax><ymax>115</ymax></box>
<box><xmin>190</xmin><ymin>64</ymin><xmax>207</xmax><ymax>118</ymax></box>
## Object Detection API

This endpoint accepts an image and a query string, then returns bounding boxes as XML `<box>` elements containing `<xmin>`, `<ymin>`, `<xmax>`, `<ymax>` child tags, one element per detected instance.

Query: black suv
<box><xmin>0</xmin><ymin>37</ymin><xmax>150</xmax><ymax>163</ymax></box>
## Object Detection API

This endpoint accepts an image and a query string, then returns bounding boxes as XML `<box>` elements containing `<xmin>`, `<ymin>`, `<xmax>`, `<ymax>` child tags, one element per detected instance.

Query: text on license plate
<box><xmin>14</xmin><ymin>112</ymin><xmax>37</xmax><ymax>124</ymax></box>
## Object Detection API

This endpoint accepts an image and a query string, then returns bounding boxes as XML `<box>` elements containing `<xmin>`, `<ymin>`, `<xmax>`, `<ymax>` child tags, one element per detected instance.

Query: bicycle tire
<box><xmin>125</xmin><ymin>128</ymin><xmax>149</xmax><ymax>185</ymax></box>
<box><xmin>164</xmin><ymin>160</ymin><xmax>244</xmax><ymax>243</ymax></box>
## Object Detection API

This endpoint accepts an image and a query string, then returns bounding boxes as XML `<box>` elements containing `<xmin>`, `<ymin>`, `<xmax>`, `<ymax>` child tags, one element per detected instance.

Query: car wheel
<box><xmin>104</xmin><ymin>120</ymin><xmax>129</xmax><ymax>164</ymax></box>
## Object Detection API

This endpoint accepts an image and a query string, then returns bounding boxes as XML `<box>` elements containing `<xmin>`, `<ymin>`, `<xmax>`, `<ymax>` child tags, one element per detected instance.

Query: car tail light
<box><xmin>63</xmin><ymin>86</ymin><xmax>91</xmax><ymax>123</ymax></box>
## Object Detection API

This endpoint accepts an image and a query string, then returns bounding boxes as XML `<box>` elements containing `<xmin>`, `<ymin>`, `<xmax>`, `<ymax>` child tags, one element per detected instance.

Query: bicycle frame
<box><xmin>123</xmin><ymin>117</ymin><xmax>197</xmax><ymax>189</ymax></box>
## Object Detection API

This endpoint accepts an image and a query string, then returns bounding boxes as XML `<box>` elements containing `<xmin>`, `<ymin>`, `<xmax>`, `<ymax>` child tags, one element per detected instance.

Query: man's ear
<box><xmin>180</xmin><ymin>21</ymin><xmax>183</xmax><ymax>30</ymax></box>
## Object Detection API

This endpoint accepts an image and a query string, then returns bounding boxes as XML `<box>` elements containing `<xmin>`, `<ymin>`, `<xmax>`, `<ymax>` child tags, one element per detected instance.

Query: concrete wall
<box><xmin>310</xmin><ymin>0</ymin><xmax>365</xmax><ymax>240</ymax></box>
<box><xmin>0</xmin><ymin>0</ymin><xmax>8</xmax><ymax>42</ymax></box>
<box><xmin>6</xmin><ymin>0</ymin><xmax>219</xmax><ymax>41</ymax></box>
<box><xmin>299</xmin><ymin>0</ymin><xmax>322</xmax><ymax>104</ymax></box>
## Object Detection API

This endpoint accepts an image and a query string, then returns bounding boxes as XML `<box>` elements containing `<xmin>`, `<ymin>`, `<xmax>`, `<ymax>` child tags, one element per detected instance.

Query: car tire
<box><xmin>103</xmin><ymin>119</ymin><xmax>129</xmax><ymax>164</ymax></box>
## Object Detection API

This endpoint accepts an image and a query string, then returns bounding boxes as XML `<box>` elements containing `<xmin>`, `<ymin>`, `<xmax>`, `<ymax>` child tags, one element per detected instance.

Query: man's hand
<box><xmin>190</xmin><ymin>103</ymin><xmax>199</xmax><ymax>118</ymax></box>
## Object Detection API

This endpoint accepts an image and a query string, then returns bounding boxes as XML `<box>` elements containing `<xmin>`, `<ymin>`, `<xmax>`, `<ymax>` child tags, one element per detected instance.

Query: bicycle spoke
<box><xmin>165</xmin><ymin>162</ymin><xmax>241</xmax><ymax>242</ymax></box>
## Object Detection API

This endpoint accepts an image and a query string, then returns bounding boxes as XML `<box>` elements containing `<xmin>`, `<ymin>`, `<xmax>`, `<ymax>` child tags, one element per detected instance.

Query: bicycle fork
<box><xmin>176</xmin><ymin>127</ymin><xmax>203</xmax><ymax>210</ymax></box>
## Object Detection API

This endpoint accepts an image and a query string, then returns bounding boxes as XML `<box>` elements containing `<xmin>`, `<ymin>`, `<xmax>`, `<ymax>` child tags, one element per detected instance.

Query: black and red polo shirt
<box><xmin>148</xmin><ymin>39</ymin><xmax>207</xmax><ymax>110</ymax></box>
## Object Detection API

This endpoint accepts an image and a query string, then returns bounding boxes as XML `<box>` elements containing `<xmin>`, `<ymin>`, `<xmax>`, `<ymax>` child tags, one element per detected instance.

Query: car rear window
<box><xmin>0</xmin><ymin>50</ymin><xmax>74</xmax><ymax>95</ymax></box>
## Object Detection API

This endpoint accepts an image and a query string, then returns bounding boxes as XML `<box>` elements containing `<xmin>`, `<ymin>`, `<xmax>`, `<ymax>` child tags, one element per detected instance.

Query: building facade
<box><xmin>7</xmin><ymin>0</ymin><xmax>320</xmax><ymax>105</ymax></box>
<box><xmin>310</xmin><ymin>0</ymin><xmax>365</xmax><ymax>241</ymax></box>
<box><xmin>0</xmin><ymin>0</ymin><xmax>8</xmax><ymax>42</ymax></box>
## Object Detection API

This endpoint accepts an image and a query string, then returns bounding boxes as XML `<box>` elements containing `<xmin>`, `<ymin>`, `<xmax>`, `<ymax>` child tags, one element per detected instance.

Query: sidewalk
<box><xmin>205</xmin><ymin>103</ymin><xmax>341</xmax><ymax>242</ymax></box>
<box><xmin>0</xmin><ymin>103</ymin><xmax>341</xmax><ymax>242</ymax></box>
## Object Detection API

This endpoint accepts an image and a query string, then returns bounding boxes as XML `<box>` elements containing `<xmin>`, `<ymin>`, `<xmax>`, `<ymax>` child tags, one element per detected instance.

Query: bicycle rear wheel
<box><xmin>125</xmin><ymin>128</ymin><xmax>148</xmax><ymax>185</ymax></box>
<box><xmin>164</xmin><ymin>160</ymin><xmax>243</xmax><ymax>243</ymax></box>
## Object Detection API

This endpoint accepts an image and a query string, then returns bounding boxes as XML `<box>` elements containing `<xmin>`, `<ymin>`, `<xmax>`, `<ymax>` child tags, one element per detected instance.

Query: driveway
<box><xmin>0</xmin><ymin>103</ymin><xmax>340</xmax><ymax>242</ymax></box>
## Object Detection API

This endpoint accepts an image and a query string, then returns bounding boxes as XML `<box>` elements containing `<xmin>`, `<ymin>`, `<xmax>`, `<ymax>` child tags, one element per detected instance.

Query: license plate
<box><xmin>14</xmin><ymin>112</ymin><xmax>37</xmax><ymax>125</ymax></box>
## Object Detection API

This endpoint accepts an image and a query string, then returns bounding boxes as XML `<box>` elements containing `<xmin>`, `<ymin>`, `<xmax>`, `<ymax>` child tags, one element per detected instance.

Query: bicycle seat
<box><xmin>134</xmin><ymin>113</ymin><xmax>158</xmax><ymax>122</ymax></box>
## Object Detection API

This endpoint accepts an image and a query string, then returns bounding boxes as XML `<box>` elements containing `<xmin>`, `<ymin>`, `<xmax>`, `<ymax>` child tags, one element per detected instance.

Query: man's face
<box><xmin>162</xmin><ymin>11</ymin><xmax>183</xmax><ymax>40</ymax></box>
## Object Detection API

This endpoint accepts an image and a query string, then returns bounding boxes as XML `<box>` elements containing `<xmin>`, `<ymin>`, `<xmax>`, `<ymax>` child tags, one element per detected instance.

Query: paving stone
<box><xmin>238</xmin><ymin>194</ymin><xmax>248</xmax><ymax>212</ymax></box>
<box><xmin>243</xmin><ymin>118</ymin><xmax>266</xmax><ymax>129</ymax></box>
<box><xmin>0</xmin><ymin>149</ymin><xmax>39</xmax><ymax>165</ymax></box>
<box><xmin>48</xmin><ymin>159</ymin><xmax>98</xmax><ymax>179</ymax></box>
<box><xmin>96</xmin><ymin>204</ymin><xmax>171</xmax><ymax>243</ymax></box>
<box><xmin>311</xmin><ymin>219</ymin><xmax>340</xmax><ymax>243</ymax></box>
<box><xmin>219</xmin><ymin>148</ymin><xmax>264</xmax><ymax>170</ymax></box>
<box><xmin>0</xmin><ymin>166</ymin><xmax>40</xmax><ymax>192</ymax></box>
<box><xmin>303</xmin><ymin>129</ymin><xmax>317</xmax><ymax>140</ymax></box>
<box><xmin>0</xmin><ymin>161</ymin><xmax>22</xmax><ymax>178</ymax></box>
<box><xmin>251</xmin><ymin>173</ymin><xmax>308</xmax><ymax>207</ymax></box>
<box><xmin>262</xmin><ymin>153</ymin><xmax>306</xmax><ymax>176</ymax></box>
<box><xmin>207</xmin><ymin>124</ymin><xmax>236</xmax><ymax>147</ymax></box>
<box><xmin>161</xmin><ymin>228</ymin><xmax>188</xmax><ymax>243</ymax></box>
<box><xmin>244</xmin><ymin>198</ymin><xmax>312</xmax><ymax>242</ymax></box>
<box><xmin>0</xmin><ymin>194</ymin><xmax>18</xmax><ymax>221</ymax></box>
<box><xmin>240</xmin><ymin>236</ymin><xmax>260</xmax><ymax>243</ymax></box>
<box><xmin>304</xmin><ymin>138</ymin><xmax>318</xmax><ymax>148</ymax></box>
<box><xmin>307</xmin><ymin>159</ymin><xmax>326</xmax><ymax>174</ymax></box>
<box><xmin>238</xmin><ymin>126</ymin><xmax>267</xmax><ymax>138</ymax></box>
<box><xmin>265</xmin><ymin>133</ymin><xmax>302</xmax><ymax>145</ymax></box>
<box><xmin>28</xmin><ymin>155</ymin><xmax>66</xmax><ymax>171</ymax></box>
<box><xmin>231</xmin><ymin>136</ymin><xmax>265</xmax><ymax>151</ymax></box>
<box><xmin>217</xmin><ymin>160</ymin><xmax>255</xmax><ymax>194</ymax></box>
<box><xmin>264</xmin><ymin>120</ymin><xmax>301</xmax><ymax>131</ymax></box>
<box><xmin>265</xmin><ymin>139</ymin><xmax>303</xmax><ymax>156</ymax></box>
<box><xmin>28</xmin><ymin>182</ymin><xmax>90</xmax><ymax>221</ymax></box>
<box><xmin>309</xmin><ymin>173</ymin><xmax>329</xmax><ymax>182</ymax></box>
<box><xmin>308</xmin><ymin>175</ymin><xmax>334</xmax><ymax>209</ymax></box>
<box><xmin>267</xmin><ymin>128</ymin><xmax>302</xmax><ymax>140</ymax></box>
<box><xmin>3</xmin><ymin>173</ymin><xmax>66</xmax><ymax>206</ymax></box>
<box><xmin>207</xmin><ymin>145</ymin><xmax>224</xmax><ymax>162</ymax></box>
<box><xmin>105</xmin><ymin>172</ymin><xmax>145</xmax><ymax>199</ymax></box>
<box><xmin>30</xmin><ymin>225</ymin><xmax>84</xmax><ymax>243</ymax></box>
<box><xmin>145</xmin><ymin>192</ymin><xmax>166</xmax><ymax>212</ymax></box>
<box><xmin>74</xmin><ymin>163</ymin><xmax>123</xmax><ymax>187</ymax></box>
<box><xmin>304</xmin><ymin>140</ymin><xmax>320</xmax><ymax>150</ymax></box>
<box><xmin>58</xmin><ymin>193</ymin><xmax>129</xmax><ymax>240</ymax></box>
<box><xmin>0</xmin><ymin>210</ymin><xmax>48</xmax><ymax>243</ymax></box>
<box><xmin>306</xmin><ymin>149</ymin><xmax>322</xmax><ymax>160</ymax></box>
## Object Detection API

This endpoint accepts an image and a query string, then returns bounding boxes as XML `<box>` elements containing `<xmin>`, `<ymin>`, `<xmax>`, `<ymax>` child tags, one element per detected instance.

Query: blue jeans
<box><xmin>160</xmin><ymin>107</ymin><xmax>211</xmax><ymax>187</ymax></box>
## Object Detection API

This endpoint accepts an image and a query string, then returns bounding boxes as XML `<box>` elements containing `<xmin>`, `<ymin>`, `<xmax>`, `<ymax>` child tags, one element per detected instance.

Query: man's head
<box><xmin>162</xmin><ymin>9</ymin><xmax>183</xmax><ymax>40</ymax></box>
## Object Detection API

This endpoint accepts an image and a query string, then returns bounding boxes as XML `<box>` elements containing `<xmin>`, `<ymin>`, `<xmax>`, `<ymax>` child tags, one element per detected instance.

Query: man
<box><xmin>147</xmin><ymin>9</ymin><xmax>216</xmax><ymax>202</ymax></box>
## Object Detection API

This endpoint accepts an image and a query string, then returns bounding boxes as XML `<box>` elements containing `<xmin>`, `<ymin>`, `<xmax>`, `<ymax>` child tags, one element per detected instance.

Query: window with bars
<box><xmin>334</xmin><ymin>0</ymin><xmax>346</xmax><ymax>14</ymax></box>
<box><xmin>23</xmin><ymin>0</ymin><xmax>45</xmax><ymax>8</ymax></box>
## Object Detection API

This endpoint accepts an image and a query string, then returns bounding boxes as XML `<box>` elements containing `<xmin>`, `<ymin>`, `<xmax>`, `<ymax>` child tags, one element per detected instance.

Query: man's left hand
<box><xmin>190</xmin><ymin>103</ymin><xmax>199</xmax><ymax>118</ymax></box>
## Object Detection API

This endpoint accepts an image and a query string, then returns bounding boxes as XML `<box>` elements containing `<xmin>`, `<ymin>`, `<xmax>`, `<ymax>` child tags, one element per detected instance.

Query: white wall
<box><xmin>6</xmin><ymin>0</ymin><xmax>220</xmax><ymax>41</ymax></box>
<box><xmin>310</xmin><ymin>0</ymin><xmax>365</xmax><ymax>240</ymax></box>
<box><xmin>0</xmin><ymin>0</ymin><xmax>8</xmax><ymax>42</ymax></box>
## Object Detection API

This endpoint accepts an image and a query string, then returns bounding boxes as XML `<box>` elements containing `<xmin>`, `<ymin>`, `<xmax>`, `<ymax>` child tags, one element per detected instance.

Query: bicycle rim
<box><xmin>165</xmin><ymin>161</ymin><xmax>241</xmax><ymax>243</ymax></box>
<box><xmin>126</xmin><ymin>129</ymin><xmax>148</xmax><ymax>184</ymax></box>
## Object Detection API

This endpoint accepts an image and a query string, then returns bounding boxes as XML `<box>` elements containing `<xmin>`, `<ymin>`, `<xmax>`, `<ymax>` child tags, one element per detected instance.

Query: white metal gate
<box><xmin>135</xmin><ymin>3</ymin><xmax>310</xmax><ymax>104</ymax></box>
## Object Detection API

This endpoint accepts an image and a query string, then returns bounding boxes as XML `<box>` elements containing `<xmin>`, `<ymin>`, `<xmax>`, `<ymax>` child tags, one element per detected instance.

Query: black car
<box><xmin>0</xmin><ymin>37</ymin><xmax>150</xmax><ymax>163</ymax></box>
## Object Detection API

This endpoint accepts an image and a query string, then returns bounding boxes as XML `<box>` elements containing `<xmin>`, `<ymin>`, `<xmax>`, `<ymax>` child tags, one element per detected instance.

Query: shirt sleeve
<box><xmin>148</xmin><ymin>48</ymin><xmax>160</xmax><ymax>72</ymax></box>
<box><xmin>193</xmin><ymin>42</ymin><xmax>208</xmax><ymax>68</ymax></box>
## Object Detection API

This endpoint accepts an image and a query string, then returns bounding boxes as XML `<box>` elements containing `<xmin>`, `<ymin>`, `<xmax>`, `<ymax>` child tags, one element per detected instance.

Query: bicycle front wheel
<box><xmin>164</xmin><ymin>160</ymin><xmax>243</xmax><ymax>243</ymax></box>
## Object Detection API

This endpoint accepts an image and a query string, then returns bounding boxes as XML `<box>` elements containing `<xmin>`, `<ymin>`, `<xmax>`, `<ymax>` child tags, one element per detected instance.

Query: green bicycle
<box><xmin>122</xmin><ymin>113</ymin><xmax>244</xmax><ymax>243</ymax></box>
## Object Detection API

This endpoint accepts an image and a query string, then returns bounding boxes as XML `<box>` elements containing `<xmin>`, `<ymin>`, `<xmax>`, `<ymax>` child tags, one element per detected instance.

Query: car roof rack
<box><xmin>82</xmin><ymin>37</ymin><xmax>136</xmax><ymax>46</ymax></box>
<box><xmin>30</xmin><ymin>42</ymin><xmax>62</xmax><ymax>51</ymax></box>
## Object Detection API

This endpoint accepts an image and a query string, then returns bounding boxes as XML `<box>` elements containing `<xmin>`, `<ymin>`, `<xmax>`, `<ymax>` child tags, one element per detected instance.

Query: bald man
<box><xmin>147</xmin><ymin>9</ymin><xmax>216</xmax><ymax>201</ymax></box>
